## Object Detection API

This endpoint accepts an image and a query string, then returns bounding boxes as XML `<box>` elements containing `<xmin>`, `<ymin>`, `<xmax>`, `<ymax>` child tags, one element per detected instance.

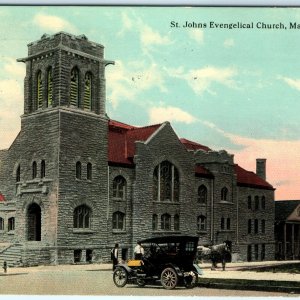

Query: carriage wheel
<box><xmin>113</xmin><ymin>267</ymin><xmax>128</xmax><ymax>287</ymax></box>
<box><xmin>184</xmin><ymin>271</ymin><xmax>198</xmax><ymax>289</ymax></box>
<box><xmin>161</xmin><ymin>267</ymin><xmax>178</xmax><ymax>290</ymax></box>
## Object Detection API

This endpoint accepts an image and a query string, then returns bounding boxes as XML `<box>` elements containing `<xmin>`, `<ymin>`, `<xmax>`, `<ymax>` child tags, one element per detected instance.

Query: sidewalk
<box><xmin>1</xmin><ymin>260</ymin><xmax>299</xmax><ymax>293</ymax></box>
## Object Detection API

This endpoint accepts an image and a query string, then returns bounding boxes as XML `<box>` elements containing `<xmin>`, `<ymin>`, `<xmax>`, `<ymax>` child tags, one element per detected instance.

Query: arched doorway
<box><xmin>27</xmin><ymin>203</ymin><xmax>41</xmax><ymax>241</ymax></box>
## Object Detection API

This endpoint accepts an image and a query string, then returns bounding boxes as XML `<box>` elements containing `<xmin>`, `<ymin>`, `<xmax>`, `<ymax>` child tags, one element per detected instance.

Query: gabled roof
<box><xmin>108</xmin><ymin>119</ymin><xmax>274</xmax><ymax>190</ymax></box>
<box><xmin>234</xmin><ymin>164</ymin><xmax>274</xmax><ymax>190</ymax></box>
<box><xmin>108</xmin><ymin>120</ymin><xmax>161</xmax><ymax>167</ymax></box>
<box><xmin>275</xmin><ymin>200</ymin><xmax>300</xmax><ymax>221</ymax></box>
<box><xmin>180</xmin><ymin>138</ymin><xmax>211</xmax><ymax>152</ymax></box>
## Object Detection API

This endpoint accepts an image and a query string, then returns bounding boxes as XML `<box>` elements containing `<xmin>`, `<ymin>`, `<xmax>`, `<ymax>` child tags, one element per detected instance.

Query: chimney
<box><xmin>256</xmin><ymin>158</ymin><xmax>266</xmax><ymax>180</ymax></box>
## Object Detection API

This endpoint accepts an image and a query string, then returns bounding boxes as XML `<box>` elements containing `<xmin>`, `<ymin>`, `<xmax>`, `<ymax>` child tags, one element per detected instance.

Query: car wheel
<box><xmin>161</xmin><ymin>267</ymin><xmax>178</xmax><ymax>290</ymax></box>
<box><xmin>113</xmin><ymin>267</ymin><xmax>128</xmax><ymax>287</ymax></box>
<box><xmin>184</xmin><ymin>271</ymin><xmax>198</xmax><ymax>289</ymax></box>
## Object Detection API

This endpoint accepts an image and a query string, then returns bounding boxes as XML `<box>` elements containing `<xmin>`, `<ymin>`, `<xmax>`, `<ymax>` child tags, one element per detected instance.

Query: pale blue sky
<box><xmin>0</xmin><ymin>6</ymin><xmax>300</xmax><ymax>199</ymax></box>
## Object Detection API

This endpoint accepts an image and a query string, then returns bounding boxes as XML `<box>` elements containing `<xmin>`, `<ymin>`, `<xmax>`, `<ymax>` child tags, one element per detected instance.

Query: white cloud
<box><xmin>3</xmin><ymin>57</ymin><xmax>25</xmax><ymax>78</ymax></box>
<box><xmin>149</xmin><ymin>106</ymin><xmax>197</xmax><ymax>124</ymax></box>
<box><xmin>280</xmin><ymin>76</ymin><xmax>300</xmax><ymax>91</ymax></box>
<box><xmin>188</xmin><ymin>29</ymin><xmax>204</xmax><ymax>44</ymax></box>
<box><xmin>0</xmin><ymin>79</ymin><xmax>23</xmax><ymax>149</ymax></box>
<box><xmin>140</xmin><ymin>24</ymin><xmax>172</xmax><ymax>48</ymax></box>
<box><xmin>166</xmin><ymin>65</ymin><xmax>238</xmax><ymax>95</ymax></box>
<box><xmin>224</xmin><ymin>38</ymin><xmax>235</xmax><ymax>48</ymax></box>
<box><xmin>33</xmin><ymin>13</ymin><xmax>77</xmax><ymax>33</ymax></box>
<box><xmin>106</xmin><ymin>60</ymin><xmax>167</xmax><ymax>108</ymax></box>
<box><xmin>118</xmin><ymin>11</ymin><xmax>133</xmax><ymax>36</ymax></box>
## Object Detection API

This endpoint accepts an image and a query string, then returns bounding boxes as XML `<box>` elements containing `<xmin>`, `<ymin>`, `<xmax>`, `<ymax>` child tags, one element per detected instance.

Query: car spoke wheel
<box><xmin>113</xmin><ymin>267</ymin><xmax>128</xmax><ymax>287</ymax></box>
<box><xmin>161</xmin><ymin>267</ymin><xmax>178</xmax><ymax>290</ymax></box>
<box><xmin>184</xmin><ymin>271</ymin><xmax>198</xmax><ymax>289</ymax></box>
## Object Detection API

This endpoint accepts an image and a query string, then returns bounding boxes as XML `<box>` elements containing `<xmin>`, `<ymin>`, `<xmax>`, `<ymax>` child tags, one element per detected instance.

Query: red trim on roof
<box><xmin>180</xmin><ymin>138</ymin><xmax>211</xmax><ymax>152</ymax></box>
<box><xmin>0</xmin><ymin>193</ymin><xmax>5</xmax><ymax>202</ymax></box>
<box><xmin>108</xmin><ymin>120</ymin><xmax>161</xmax><ymax>166</ymax></box>
<box><xmin>235</xmin><ymin>164</ymin><xmax>274</xmax><ymax>190</ymax></box>
<box><xmin>195</xmin><ymin>165</ymin><xmax>214</xmax><ymax>178</ymax></box>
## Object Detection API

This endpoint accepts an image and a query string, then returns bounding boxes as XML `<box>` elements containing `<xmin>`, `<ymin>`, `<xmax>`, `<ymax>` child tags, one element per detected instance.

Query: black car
<box><xmin>113</xmin><ymin>235</ymin><xmax>203</xmax><ymax>290</ymax></box>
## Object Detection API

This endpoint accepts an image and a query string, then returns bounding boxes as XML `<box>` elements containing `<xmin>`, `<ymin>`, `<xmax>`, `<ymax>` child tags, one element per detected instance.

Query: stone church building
<box><xmin>0</xmin><ymin>32</ymin><xmax>275</xmax><ymax>266</ymax></box>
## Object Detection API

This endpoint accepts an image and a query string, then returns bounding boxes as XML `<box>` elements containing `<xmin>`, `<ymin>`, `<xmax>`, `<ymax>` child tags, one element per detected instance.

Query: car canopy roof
<box><xmin>139</xmin><ymin>235</ymin><xmax>199</xmax><ymax>244</ymax></box>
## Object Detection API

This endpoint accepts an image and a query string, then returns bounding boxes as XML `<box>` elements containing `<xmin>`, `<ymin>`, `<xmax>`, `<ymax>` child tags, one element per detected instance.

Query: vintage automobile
<box><xmin>113</xmin><ymin>235</ymin><xmax>203</xmax><ymax>290</ymax></box>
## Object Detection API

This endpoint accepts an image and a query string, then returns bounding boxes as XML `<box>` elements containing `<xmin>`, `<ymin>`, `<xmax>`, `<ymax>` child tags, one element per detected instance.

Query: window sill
<box><xmin>112</xmin><ymin>229</ymin><xmax>126</xmax><ymax>234</ymax></box>
<box><xmin>219</xmin><ymin>201</ymin><xmax>234</xmax><ymax>205</ymax></box>
<box><xmin>197</xmin><ymin>230</ymin><xmax>208</xmax><ymax>234</ymax></box>
<box><xmin>8</xmin><ymin>231</ymin><xmax>15</xmax><ymax>235</ymax></box>
<box><xmin>73</xmin><ymin>228</ymin><xmax>95</xmax><ymax>234</ymax></box>
<box><xmin>112</xmin><ymin>197</ymin><xmax>126</xmax><ymax>202</ymax></box>
<box><xmin>153</xmin><ymin>201</ymin><xmax>180</xmax><ymax>204</ymax></box>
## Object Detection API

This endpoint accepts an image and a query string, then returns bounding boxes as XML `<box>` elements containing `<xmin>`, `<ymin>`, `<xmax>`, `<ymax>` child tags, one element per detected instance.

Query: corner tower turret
<box><xmin>17</xmin><ymin>32</ymin><xmax>114</xmax><ymax>116</ymax></box>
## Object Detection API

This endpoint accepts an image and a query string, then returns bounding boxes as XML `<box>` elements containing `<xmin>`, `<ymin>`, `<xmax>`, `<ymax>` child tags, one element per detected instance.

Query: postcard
<box><xmin>0</xmin><ymin>5</ymin><xmax>299</xmax><ymax>297</ymax></box>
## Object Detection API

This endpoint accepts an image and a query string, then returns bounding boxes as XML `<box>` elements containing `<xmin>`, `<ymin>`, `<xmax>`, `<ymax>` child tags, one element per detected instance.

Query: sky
<box><xmin>0</xmin><ymin>6</ymin><xmax>300</xmax><ymax>200</ymax></box>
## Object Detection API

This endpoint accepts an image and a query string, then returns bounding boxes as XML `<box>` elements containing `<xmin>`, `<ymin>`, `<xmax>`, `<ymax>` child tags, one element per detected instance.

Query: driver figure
<box><xmin>134</xmin><ymin>241</ymin><xmax>144</xmax><ymax>260</ymax></box>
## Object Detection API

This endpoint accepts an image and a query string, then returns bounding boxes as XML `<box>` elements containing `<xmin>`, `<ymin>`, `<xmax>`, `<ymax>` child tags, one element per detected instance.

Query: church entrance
<box><xmin>27</xmin><ymin>203</ymin><xmax>41</xmax><ymax>241</ymax></box>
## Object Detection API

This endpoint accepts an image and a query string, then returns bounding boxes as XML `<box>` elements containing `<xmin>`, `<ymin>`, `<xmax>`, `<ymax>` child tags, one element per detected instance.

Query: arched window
<box><xmin>152</xmin><ymin>214</ymin><xmax>158</xmax><ymax>231</ymax></box>
<box><xmin>8</xmin><ymin>217</ymin><xmax>15</xmax><ymax>231</ymax></box>
<box><xmin>47</xmin><ymin>67</ymin><xmax>53</xmax><ymax>107</ymax></box>
<box><xmin>198</xmin><ymin>185</ymin><xmax>207</xmax><ymax>204</ymax></box>
<box><xmin>227</xmin><ymin>218</ymin><xmax>231</xmax><ymax>230</ymax></box>
<box><xmin>161</xmin><ymin>213</ymin><xmax>171</xmax><ymax>230</ymax></box>
<box><xmin>153</xmin><ymin>161</ymin><xmax>179</xmax><ymax>202</ymax></box>
<box><xmin>221</xmin><ymin>217</ymin><xmax>225</xmax><ymax>230</ymax></box>
<box><xmin>174</xmin><ymin>214</ymin><xmax>180</xmax><ymax>231</ymax></box>
<box><xmin>87</xmin><ymin>163</ymin><xmax>92</xmax><ymax>180</ymax></box>
<box><xmin>197</xmin><ymin>215</ymin><xmax>206</xmax><ymax>231</ymax></box>
<box><xmin>247</xmin><ymin>196</ymin><xmax>252</xmax><ymax>209</ymax></box>
<box><xmin>261</xmin><ymin>219</ymin><xmax>265</xmax><ymax>234</ymax></box>
<box><xmin>113</xmin><ymin>176</ymin><xmax>126</xmax><ymax>199</ymax></box>
<box><xmin>221</xmin><ymin>187</ymin><xmax>228</xmax><ymax>201</ymax></box>
<box><xmin>41</xmin><ymin>160</ymin><xmax>46</xmax><ymax>178</ymax></box>
<box><xmin>0</xmin><ymin>217</ymin><xmax>4</xmax><ymax>230</ymax></box>
<box><xmin>254</xmin><ymin>196</ymin><xmax>259</xmax><ymax>210</ymax></box>
<box><xmin>76</xmin><ymin>161</ymin><xmax>81</xmax><ymax>180</ymax></box>
<box><xmin>32</xmin><ymin>161</ymin><xmax>37</xmax><ymax>179</ymax></box>
<box><xmin>73</xmin><ymin>205</ymin><xmax>91</xmax><ymax>229</ymax></box>
<box><xmin>70</xmin><ymin>67</ymin><xmax>79</xmax><ymax>107</ymax></box>
<box><xmin>16</xmin><ymin>165</ymin><xmax>21</xmax><ymax>182</ymax></box>
<box><xmin>254</xmin><ymin>219</ymin><xmax>259</xmax><ymax>234</ymax></box>
<box><xmin>248</xmin><ymin>219</ymin><xmax>252</xmax><ymax>234</ymax></box>
<box><xmin>84</xmin><ymin>72</ymin><xmax>92</xmax><ymax>110</ymax></box>
<box><xmin>112</xmin><ymin>211</ymin><xmax>125</xmax><ymax>230</ymax></box>
<box><xmin>261</xmin><ymin>196</ymin><xmax>266</xmax><ymax>210</ymax></box>
<box><xmin>37</xmin><ymin>71</ymin><xmax>43</xmax><ymax>109</ymax></box>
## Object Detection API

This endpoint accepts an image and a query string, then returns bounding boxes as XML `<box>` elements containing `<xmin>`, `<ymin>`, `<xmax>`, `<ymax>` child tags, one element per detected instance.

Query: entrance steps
<box><xmin>0</xmin><ymin>243</ymin><xmax>23</xmax><ymax>267</ymax></box>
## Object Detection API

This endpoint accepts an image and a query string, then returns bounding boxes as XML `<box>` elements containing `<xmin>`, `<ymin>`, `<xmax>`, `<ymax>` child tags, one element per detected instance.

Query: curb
<box><xmin>198</xmin><ymin>278</ymin><xmax>300</xmax><ymax>294</ymax></box>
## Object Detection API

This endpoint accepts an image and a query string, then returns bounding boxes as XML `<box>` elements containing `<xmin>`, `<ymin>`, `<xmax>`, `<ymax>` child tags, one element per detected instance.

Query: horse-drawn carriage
<box><xmin>113</xmin><ymin>235</ymin><xmax>203</xmax><ymax>290</ymax></box>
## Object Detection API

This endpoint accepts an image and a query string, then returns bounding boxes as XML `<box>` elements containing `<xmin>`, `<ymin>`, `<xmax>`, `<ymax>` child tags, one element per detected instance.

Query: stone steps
<box><xmin>0</xmin><ymin>244</ymin><xmax>23</xmax><ymax>267</ymax></box>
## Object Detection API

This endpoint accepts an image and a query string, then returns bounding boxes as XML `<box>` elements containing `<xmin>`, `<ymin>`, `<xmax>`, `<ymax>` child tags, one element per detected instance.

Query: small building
<box><xmin>275</xmin><ymin>200</ymin><xmax>300</xmax><ymax>260</ymax></box>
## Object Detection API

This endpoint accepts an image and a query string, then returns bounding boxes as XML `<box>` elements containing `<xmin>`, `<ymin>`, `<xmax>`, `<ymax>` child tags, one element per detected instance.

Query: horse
<box><xmin>197</xmin><ymin>242</ymin><xmax>231</xmax><ymax>271</ymax></box>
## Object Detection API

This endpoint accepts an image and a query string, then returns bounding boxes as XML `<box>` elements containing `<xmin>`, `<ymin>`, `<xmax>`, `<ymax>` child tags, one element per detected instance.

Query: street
<box><xmin>0</xmin><ymin>264</ymin><xmax>296</xmax><ymax>297</ymax></box>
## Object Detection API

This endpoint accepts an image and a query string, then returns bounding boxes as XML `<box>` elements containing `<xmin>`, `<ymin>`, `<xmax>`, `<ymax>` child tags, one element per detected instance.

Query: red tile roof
<box><xmin>234</xmin><ymin>164</ymin><xmax>274</xmax><ymax>190</ymax></box>
<box><xmin>0</xmin><ymin>193</ymin><xmax>5</xmax><ymax>202</ymax></box>
<box><xmin>108</xmin><ymin>119</ymin><xmax>274</xmax><ymax>190</ymax></box>
<box><xmin>180</xmin><ymin>138</ymin><xmax>211</xmax><ymax>152</ymax></box>
<box><xmin>195</xmin><ymin>165</ymin><xmax>214</xmax><ymax>178</ymax></box>
<box><xmin>108</xmin><ymin>120</ymin><xmax>161</xmax><ymax>166</ymax></box>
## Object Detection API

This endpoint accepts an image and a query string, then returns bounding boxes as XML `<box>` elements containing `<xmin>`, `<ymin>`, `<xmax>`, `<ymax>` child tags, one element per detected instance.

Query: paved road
<box><xmin>0</xmin><ymin>265</ymin><xmax>296</xmax><ymax>297</ymax></box>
